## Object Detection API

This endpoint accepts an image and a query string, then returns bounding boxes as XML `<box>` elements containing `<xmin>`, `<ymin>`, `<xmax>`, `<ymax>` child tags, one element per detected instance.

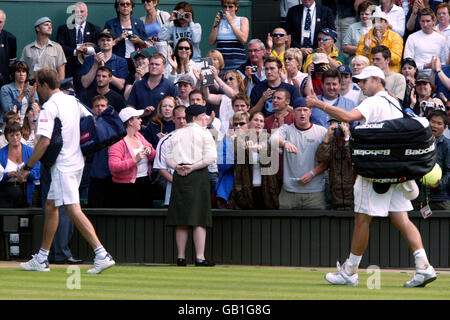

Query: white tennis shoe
<box><xmin>404</xmin><ymin>266</ymin><xmax>437</xmax><ymax>287</ymax></box>
<box><xmin>20</xmin><ymin>255</ymin><xmax>50</xmax><ymax>272</ymax></box>
<box><xmin>87</xmin><ymin>253</ymin><xmax>115</xmax><ymax>274</ymax></box>
<box><xmin>325</xmin><ymin>261</ymin><xmax>358</xmax><ymax>286</ymax></box>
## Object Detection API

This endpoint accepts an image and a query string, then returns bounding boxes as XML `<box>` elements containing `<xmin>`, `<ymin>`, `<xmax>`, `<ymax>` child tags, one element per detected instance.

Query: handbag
<box><xmin>40</xmin><ymin>102</ymin><xmax>63</xmax><ymax>168</ymax></box>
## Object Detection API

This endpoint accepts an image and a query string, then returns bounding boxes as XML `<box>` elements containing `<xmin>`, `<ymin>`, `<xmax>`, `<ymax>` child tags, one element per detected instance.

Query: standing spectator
<box><xmin>56</xmin><ymin>2</ymin><xmax>100</xmax><ymax>94</ymax></box>
<box><xmin>265</xmin><ymin>27</ymin><xmax>289</xmax><ymax>70</ymax></box>
<box><xmin>229</xmin><ymin>111</ymin><xmax>280</xmax><ymax>209</ymax></box>
<box><xmin>342</xmin><ymin>1</ymin><xmax>374</xmax><ymax>61</ymax></box>
<box><xmin>404</xmin><ymin>8</ymin><xmax>448</xmax><ymax>75</ymax></box>
<box><xmin>209</xmin><ymin>0</ymin><xmax>249</xmax><ymax>71</ymax></box>
<box><xmin>19</xmin><ymin>68</ymin><xmax>114</xmax><ymax>273</ymax></box>
<box><xmin>0</xmin><ymin>61</ymin><xmax>39</xmax><ymax>125</ymax></box>
<box><xmin>285</xmin><ymin>0</ymin><xmax>336</xmax><ymax>57</ymax></box>
<box><xmin>166</xmin><ymin>104</ymin><xmax>217</xmax><ymax>267</ymax></box>
<box><xmin>81</xmin><ymin>29</ymin><xmax>128</xmax><ymax>93</ymax></box>
<box><xmin>0</xmin><ymin>10</ymin><xmax>17</xmax><ymax>89</ymax></box>
<box><xmin>375</xmin><ymin>0</ymin><xmax>406</xmax><ymax>37</ymax></box>
<box><xmin>104</xmin><ymin>0</ymin><xmax>147</xmax><ymax>69</ymax></box>
<box><xmin>140</xmin><ymin>0</ymin><xmax>170</xmax><ymax>40</ymax></box>
<box><xmin>167</xmin><ymin>38</ymin><xmax>197</xmax><ymax>84</ymax></box>
<box><xmin>356</xmin><ymin>11</ymin><xmax>404</xmax><ymax>73</ymax></box>
<box><xmin>142</xmin><ymin>96</ymin><xmax>176</xmax><ymax>149</ymax></box>
<box><xmin>153</xmin><ymin>105</ymin><xmax>187</xmax><ymax>207</ymax></box>
<box><xmin>316</xmin><ymin>119</ymin><xmax>355</xmax><ymax>210</ymax></box>
<box><xmin>0</xmin><ymin>122</ymin><xmax>39</xmax><ymax>208</ymax></box>
<box><xmin>88</xmin><ymin>95</ymin><xmax>114</xmax><ymax>208</ymax></box>
<box><xmin>311</xmin><ymin>69</ymin><xmax>357</xmax><ymax>128</ymax></box>
<box><xmin>270</xmin><ymin>97</ymin><xmax>328</xmax><ymax>210</ymax></box>
<box><xmin>21</xmin><ymin>17</ymin><xmax>66</xmax><ymax>80</ymax></box>
<box><xmin>371</xmin><ymin>45</ymin><xmax>406</xmax><ymax>102</ymax></box>
<box><xmin>108</xmin><ymin>107</ymin><xmax>156</xmax><ymax>208</ymax></box>
<box><xmin>282</xmin><ymin>47</ymin><xmax>310</xmax><ymax>96</ymax></box>
<box><xmin>264</xmin><ymin>88</ymin><xmax>294</xmax><ymax>133</ymax></box>
<box><xmin>250</xmin><ymin>56</ymin><xmax>300</xmax><ymax>118</ymax></box>
<box><xmin>80</xmin><ymin>66</ymin><xmax>126</xmax><ymax>112</ymax></box>
<box><xmin>237</xmin><ymin>39</ymin><xmax>267</xmax><ymax>97</ymax></box>
<box><xmin>338</xmin><ymin>65</ymin><xmax>362</xmax><ymax>106</ymax></box>
<box><xmin>127</xmin><ymin>53</ymin><xmax>178</xmax><ymax>124</ymax></box>
<box><xmin>159</xmin><ymin>1</ymin><xmax>202</xmax><ymax>62</ymax></box>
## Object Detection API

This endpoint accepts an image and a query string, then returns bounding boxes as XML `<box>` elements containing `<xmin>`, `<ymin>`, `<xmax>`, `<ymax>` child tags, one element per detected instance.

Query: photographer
<box><xmin>159</xmin><ymin>1</ymin><xmax>202</xmax><ymax>62</ymax></box>
<box><xmin>316</xmin><ymin>119</ymin><xmax>355</xmax><ymax>210</ymax></box>
<box><xmin>409</xmin><ymin>73</ymin><xmax>445</xmax><ymax>117</ymax></box>
<box><xmin>306</xmin><ymin>53</ymin><xmax>331</xmax><ymax>96</ymax></box>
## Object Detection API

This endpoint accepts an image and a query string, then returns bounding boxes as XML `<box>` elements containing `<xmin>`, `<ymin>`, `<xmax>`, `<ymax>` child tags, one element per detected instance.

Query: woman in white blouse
<box><xmin>375</xmin><ymin>0</ymin><xmax>406</xmax><ymax>37</ymax></box>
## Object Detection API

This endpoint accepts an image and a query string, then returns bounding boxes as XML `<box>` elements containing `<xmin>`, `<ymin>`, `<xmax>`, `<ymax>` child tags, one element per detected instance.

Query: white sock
<box><xmin>413</xmin><ymin>248</ymin><xmax>430</xmax><ymax>270</ymax></box>
<box><xmin>37</xmin><ymin>248</ymin><xmax>49</xmax><ymax>264</ymax></box>
<box><xmin>345</xmin><ymin>253</ymin><xmax>362</xmax><ymax>275</ymax></box>
<box><xmin>94</xmin><ymin>246</ymin><xmax>107</xmax><ymax>260</ymax></box>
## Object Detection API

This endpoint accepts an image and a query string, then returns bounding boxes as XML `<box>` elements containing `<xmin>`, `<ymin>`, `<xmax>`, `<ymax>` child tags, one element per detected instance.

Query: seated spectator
<box><xmin>436</xmin><ymin>2</ymin><xmax>450</xmax><ymax>49</ymax></box>
<box><xmin>306</xmin><ymin>53</ymin><xmax>331</xmax><ymax>96</ymax></box>
<box><xmin>80</xmin><ymin>66</ymin><xmax>126</xmax><ymax>112</ymax></box>
<box><xmin>250</xmin><ymin>56</ymin><xmax>299</xmax><ymax>118</ymax></box>
<box><xmin>153</xmin><ymin>105</ymin><xmax>187</xmax><ymax>207</ymax></box>
<box><xmin>303</xmin><ymin>28</ymin><xmax>344</xmax><ymax>73</ymax></box>
<box><xmin>316</xmin><ymin>119</ymin><xmax>355</xmax><ymax>210</ymax></box>
<box><xmin>404</xmin><ymin>7</ymin><xmax>448</xmax><ymax>76</ymax></box>
<box><xmin>126</xmin><ymin>53</ymin><xmax>178</xmax><ymax>124</ymax></box>
<box><xmin>22</xmin><ymin>105</ymin><xmax>39</xmax><ymax>148</ymax></box>
<box><xmin>351</xmin><ymin>55</ymin><xmax>370</xmax><ymax>76</ymax></box>
<box><xmin>342</xmin><ymin>0</ymin><xmax>374</xmax><ymax>61</ymax></box>
<box><xmin>270</xmin><ymin>97</ymin><xmax>328</xmax><ymax>210</ymax></box>
<box><xmin>375</xmin><ymin>0</ymin><xmax>406</xmax><ymax>37</ymax></box>
<box><xmin>410</xmin><ymin>73</ymin><xmax>445</xmax><ymax>116</ymax></box>
<box><xmin>80</xmin><ymin>29</ymin><xmax>128</xmax><ymax>93</ymax></box>
<box><xmin>88</xmin><ymin>95</ymin><xmax>114</xmax><ymax>208</ymax></box>
<box><xmin>0</xmin><ymin>122</ymin><xmax>39</xmax><ymax>207</ymax></box>
<box><xmin>159</xmin><ymin>1</ymin><xmax>202</xmax><ymax>61</ymax></box>
<box><xmin>356</xmin><ymin>11</ymin><xmax>403</xmax><ymax>73</ymax></box>
<box><xmin>282</xmin><ymin>47</ymin><xmax>311</xmax><ymax>96</ymax></box>
<box><xmin>311</xmin><ymin>69</ymin><xmax>357</xmax><ymax>128</ymax></box>
<box><xmin>208</xmin><ymin>0</ymin><xmax>249</xmax><ymax>71</ymax></box>
<box><xmin>414</xmin><ymin>110</ymin><xmax>450</xmax><ymax>210</ymax></box>
<box><xmin>265</xmin><ymin>27</ymin><xmax>289</xmax><ymax>70</ymax></box>
<box><xmin>142</xmin><ymin>96</ymin><xmax>176</xmax><ymax>149</ymax></box>
<box><xmin>338</xmin><ymin>65</ymin><xmax>361</xmax><ymax>106</ymax></box>
<box><xmin>371</xmin><ymin>45</ymin><xmax>406</xmax><ymax>102</ymax></box>
<box><xmin>229</xmin><ymin>111</ymin><xmax>280</xmax><ymax>209</ymax></box>
<box><xmin>237</xmin><ymin>39</ymin><xmax>267</xmax><ymax>97</ymax></box>
<box><xmin>124</xmin><ymin>50</ymin><xmax>150</xmax><ymax>100</ymax></box>
<box><xmin>0</xmin><ymin>111</ymin><xmax>24</xmax><ymax>149</ymax></box>
<box><xmin>108</xmin><ymin>107</ymin><xmax>156</xmax><ymax>208</ymax></box>
<box><xmin>0</xmin><ymin>61</ymin><xmax>39</xmax><ymax>125</ymax></box>
<box><xmin>264</xmin><ymin>88</ymin><xmax>294</xmax><ymax>133</ymax></box>
<box><xmin>431</xmin><ymin>56</ymin><xmax>450</xmax><ymax>99</ymax></box>
<box><xmin>401</xmin><ymin>57</ymin><xmax>418</xmax><ymax>108</ymax></box>
<box><xmin>176</xmin><ymin>74</ymin><xmax>195</xmax><ymax>106</ymax></box>
<box><xmin>167</xmin><ymin>38</ymin><xmax>198</xmax><ymax>84</ymax></box>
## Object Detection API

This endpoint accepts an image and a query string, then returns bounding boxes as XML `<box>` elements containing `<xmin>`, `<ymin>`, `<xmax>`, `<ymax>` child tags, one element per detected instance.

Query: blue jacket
<box><xmin>0</xmin><ymin>143</ymin><xmax>40</xmax><ymax>204</ymax></box>
<box><xmin>312</xmin><ymin>95</ymin><xmax>357</xmax><ymax>128</ymax></box>
<box><xmin>104</xmin><ymin>17</ymin><xmax>147</xmax><ymax>58</ymax></box>
<box><xmin>429</xmin><ymin>135</ymin><xmax>450</xmax><ymax>202</ymax></box>
<box><xmin>216</xmin><ymin>139</ymin><xmax>235</xmax><ymax>201</ymax></box>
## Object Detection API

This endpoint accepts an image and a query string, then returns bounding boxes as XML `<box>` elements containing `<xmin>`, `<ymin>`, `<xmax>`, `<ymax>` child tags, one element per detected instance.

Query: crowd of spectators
<box><xmin>0</xmin><ymin>0</ymin><xmax>449</xmax><ymax>211</ymax></box>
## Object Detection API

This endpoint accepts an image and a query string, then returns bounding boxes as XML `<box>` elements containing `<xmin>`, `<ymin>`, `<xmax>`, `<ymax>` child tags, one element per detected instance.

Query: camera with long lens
<box><xmin>334</xmin><ymin>122</ymin><xmax>344</xmax><ymax>137</ymax></box>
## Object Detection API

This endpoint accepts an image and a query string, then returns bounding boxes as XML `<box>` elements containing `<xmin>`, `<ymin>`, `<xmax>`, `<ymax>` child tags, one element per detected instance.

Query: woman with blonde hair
<box><xmin>282</xmin><ymin>47</ymin><xmax>311</xmax><ymax>96</ymax></box>
<box><xmin>350</xmin><ymin>55</ymin><xmax>370</xmax><ymax>75</ymax></box>
<box><xmin>142</xmin><ymin>96</ymin><xmax>176</xmax><ymax>148</ymax></box>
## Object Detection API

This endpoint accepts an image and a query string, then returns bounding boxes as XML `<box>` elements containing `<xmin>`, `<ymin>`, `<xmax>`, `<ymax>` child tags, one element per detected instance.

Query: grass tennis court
<box><xmin>0</xmin><ymin>264</ymin><xmax>449</xmax><ymax>300</ymax></box>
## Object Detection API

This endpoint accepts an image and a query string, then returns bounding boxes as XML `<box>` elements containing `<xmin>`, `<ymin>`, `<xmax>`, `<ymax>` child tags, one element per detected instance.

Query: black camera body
<box><xmin>334</xmin><ymin>122</ymin><xmax>344</xmax><ymax>137</ymax></box>
<box><xmin>250</xmin><ymin>66</ymin><xmax>258</xmax><ymax>73</ymax></box>
<box><xmin>177</xmin><ymin>12</ymin><xmax>187</xmax><ymax>20</ymax></box>
<box><xmin>218</xmin><ymin>10</ymin><xmax>224</xmax><ymax>19</ymax></box>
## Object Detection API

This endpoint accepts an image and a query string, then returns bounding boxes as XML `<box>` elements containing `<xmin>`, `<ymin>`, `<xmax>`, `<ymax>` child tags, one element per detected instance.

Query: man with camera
<box><xmin>409</xmin><ymin>73</ymin><xmax>445</xmax><ymax>117</ymax></box>
<box><xmin>237</xmin><ymin>39</ymin><xmax>267</xmax><ymax>97</ymax></box>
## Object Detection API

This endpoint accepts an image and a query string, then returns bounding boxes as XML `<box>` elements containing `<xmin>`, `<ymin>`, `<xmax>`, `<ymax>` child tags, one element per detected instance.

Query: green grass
<box><xmin>0</xmin><ymin>265</ymin><xmax>449</xmax><ymax>300</ymax></box>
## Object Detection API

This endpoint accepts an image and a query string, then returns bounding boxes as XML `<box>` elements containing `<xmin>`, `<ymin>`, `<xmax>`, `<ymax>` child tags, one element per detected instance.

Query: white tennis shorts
<box><xmin>47</xmin><ymin>167</ymin><xmax>83</xmax><ymax>207</ymax></box>
<box><xmin>353</xmin><ymin>176</ymin><xmax>413</xmax><ymax>217</ymax></box>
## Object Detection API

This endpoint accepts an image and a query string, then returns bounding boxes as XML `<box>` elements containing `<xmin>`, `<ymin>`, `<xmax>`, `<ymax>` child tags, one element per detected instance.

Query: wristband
<box><xmin>344</xmin><ymin>135</ymin><xmax>350</xmax><ymax>141</ymax></box>
<box><xmin>309</xmin><ymin>170</ymin><xmax>315</xmax><ymax>178</ymax></box>
<box><xmin>437</xmin><ymin>69</ymin><xmax>442</xmax><ymax>74</ymax></box>
<box><xmin>23</xmin><ymin>164</ymin><xmax>32</xmax><ymax>171</ymax></box>
<box><xmin>265</xmin><ymin>49</ymin><xmax>272</xmax><ymax>55</ymax></box>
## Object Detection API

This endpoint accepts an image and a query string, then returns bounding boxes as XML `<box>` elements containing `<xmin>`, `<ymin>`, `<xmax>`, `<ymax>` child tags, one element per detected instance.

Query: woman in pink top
<box><xmin>109</xmin><ymin>107</ymin><xmax>156</xmax><ymax>208</ymax></box>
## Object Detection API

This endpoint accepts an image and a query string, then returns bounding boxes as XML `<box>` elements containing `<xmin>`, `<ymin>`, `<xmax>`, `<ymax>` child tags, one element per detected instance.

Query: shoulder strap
<box><xmin>380</xmin><ymin>95</ymin><xmax>411</xmax><ymax>118</ymax></box>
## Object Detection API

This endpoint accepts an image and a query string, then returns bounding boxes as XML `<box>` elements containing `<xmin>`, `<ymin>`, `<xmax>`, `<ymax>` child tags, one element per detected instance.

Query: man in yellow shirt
<box><xmin>356</xmin><ymin>11</ymin><xmax>404</xmax><ymax>73</ymax></box>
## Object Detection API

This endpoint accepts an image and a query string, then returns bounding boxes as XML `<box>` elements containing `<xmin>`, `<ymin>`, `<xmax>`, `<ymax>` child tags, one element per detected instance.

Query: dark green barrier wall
<box><xmin>0</xmin><ymin>0</ymin><xmax>251</xmax><ymax>60</ymax></box>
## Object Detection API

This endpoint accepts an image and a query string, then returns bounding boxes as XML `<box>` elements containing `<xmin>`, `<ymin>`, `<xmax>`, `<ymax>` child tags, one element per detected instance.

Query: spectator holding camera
<box><xmin>159</xmin><ymin>1</ymin><xmax>202</xmax><ymax>62</ymax></box>
<box><xmin>409</xmin><ymin>73</ymin><xmax>445</xmax><ymax>116</ymax></box>
<box><xmin>316</xmin><ymin>118</ymin><xmax>355</xmax><ymax>210</ymax></box>
<box><xmin>209</xmin><ymin>0</ymin><xmax>249</xmax><ymax>71</ymax></box>
<box><xmin>306</xmin><ymin>53</ymin><xmax>331</xmax><ymax>96</ymax></box>
<box><xmin>237</xmin><ymin>39</ymin><xmax>267</xmax><ymax>97</ymax></box>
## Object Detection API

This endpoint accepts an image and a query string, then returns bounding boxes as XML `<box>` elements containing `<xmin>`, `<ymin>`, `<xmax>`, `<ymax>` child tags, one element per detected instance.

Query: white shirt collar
<box><xmin>304</xmin><ymin>2</ymin><xmax>316</xmax><ymax>12</ymax></box>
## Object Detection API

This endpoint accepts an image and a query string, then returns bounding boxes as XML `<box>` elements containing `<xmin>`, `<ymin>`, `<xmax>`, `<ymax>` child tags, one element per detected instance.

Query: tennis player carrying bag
<box><xmin>79</xmin><ymin>102</ymin><xmax>126</xmax><ymax>156</ymax></box>
<box><xmin>349</xmin><ymin>98</ymin><xmax>437</xmax><ymax>192</ymax></box>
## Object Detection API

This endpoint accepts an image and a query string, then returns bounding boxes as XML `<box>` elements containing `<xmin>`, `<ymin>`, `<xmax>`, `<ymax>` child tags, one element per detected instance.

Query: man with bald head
<box><xmin>0</xmin><ymin>10</ymin><xmax>17</xmax><ymax>88</ymax></box>
<box><xmin>57</xmin><ymin>2</ymin><xmax>100</xmax><ymax>94</ymax></box>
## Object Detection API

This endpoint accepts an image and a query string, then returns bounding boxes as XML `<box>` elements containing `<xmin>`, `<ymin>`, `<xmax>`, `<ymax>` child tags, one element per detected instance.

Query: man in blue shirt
<box><xmin>250</xmin><ymin>56</ymin><xmax>299</xmax><ymax>117</ymax></box>
<box><xmin>127</xmin><ymin>53</ymin><xmax>178</xmax><ymax>125</ymax></box>
<box><xmin>311</xmin><ymin>68</ymin><xmax>356</xmax><ymax>128</ymax></box>
<box><xmin>81</xmin><ymin>29</ymin><xmax>128</xmax><ymax>94</ymax></box>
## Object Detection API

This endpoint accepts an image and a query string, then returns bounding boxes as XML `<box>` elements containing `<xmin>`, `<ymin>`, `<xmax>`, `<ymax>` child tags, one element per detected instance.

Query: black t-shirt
<box><xmin>0</xmin><ymin>30</ymin><xmax>17</xmax><ymax>86</ymax></box>
<box><xmin>80</xmin><ymin>87</ymin><xmax>126</xmax><ymax>112</ymax></box>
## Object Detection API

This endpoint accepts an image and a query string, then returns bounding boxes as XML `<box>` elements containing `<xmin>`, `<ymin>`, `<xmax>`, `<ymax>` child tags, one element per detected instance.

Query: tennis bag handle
<box><xmin>349</xmin><ymin>96</ymin><xmax>437</xmax><ymax>184</ymax></box>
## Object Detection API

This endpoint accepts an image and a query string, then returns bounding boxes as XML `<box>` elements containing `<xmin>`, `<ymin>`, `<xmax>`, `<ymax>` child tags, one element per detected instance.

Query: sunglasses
<box><xmin>225</xmin><ymin>77</ymin><xmax>235</xmax><ymax>81</ymax></box>
<box><xmin>178</xmin><ymin>46</ymin><xmax>191</xmax><ymax>51</ymax></box>
<box><xmin>285</xmin><ymin>57</ymin><xmax>295</xmax><ymax>61</ymax></box>
<box><xmin>318</xmin><ymin>37</ymin><xmax>331</xmax><ymax>42</ymax></box>
<box><xmin>233</xmin><ymin>121</ymin><xmax>247</xmax><ymax>127</ymax></box>
<box><xmin>271</xmin><ymin>33</ymin><xmax>285</xmax><ymax>38</ymax></box>
<box><xmin>119</xmin><ymin>2</ymin><xmax>132</xmax><ymax>7</ymax></box>
<box><xmin>223</xmin><ymin>5</ymin><xmax>235</xmax><ymax>9</ymax></box>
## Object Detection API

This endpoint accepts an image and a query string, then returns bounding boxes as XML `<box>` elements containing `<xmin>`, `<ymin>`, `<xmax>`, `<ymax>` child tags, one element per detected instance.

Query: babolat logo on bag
<box><xmin>404</xmin><ymin>144</ymin><xmax>435</xmax><ymax>156</ymax></box>
<box><xmin>352</xmin><ymin>149</ymin><xmax>391</xmax><ymax>156</ymax></box>
<box><xmin>355</xmin><ymin>123</ymin><xmax>385</xmax><ymax>129</ymax></box>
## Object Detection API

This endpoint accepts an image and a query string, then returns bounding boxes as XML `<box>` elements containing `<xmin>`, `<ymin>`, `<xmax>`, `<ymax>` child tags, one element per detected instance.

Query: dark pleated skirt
<box><xmin>167</xmin><ymin>167</ymin><xmax>212</xmax><ymax>227</ymax></box>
